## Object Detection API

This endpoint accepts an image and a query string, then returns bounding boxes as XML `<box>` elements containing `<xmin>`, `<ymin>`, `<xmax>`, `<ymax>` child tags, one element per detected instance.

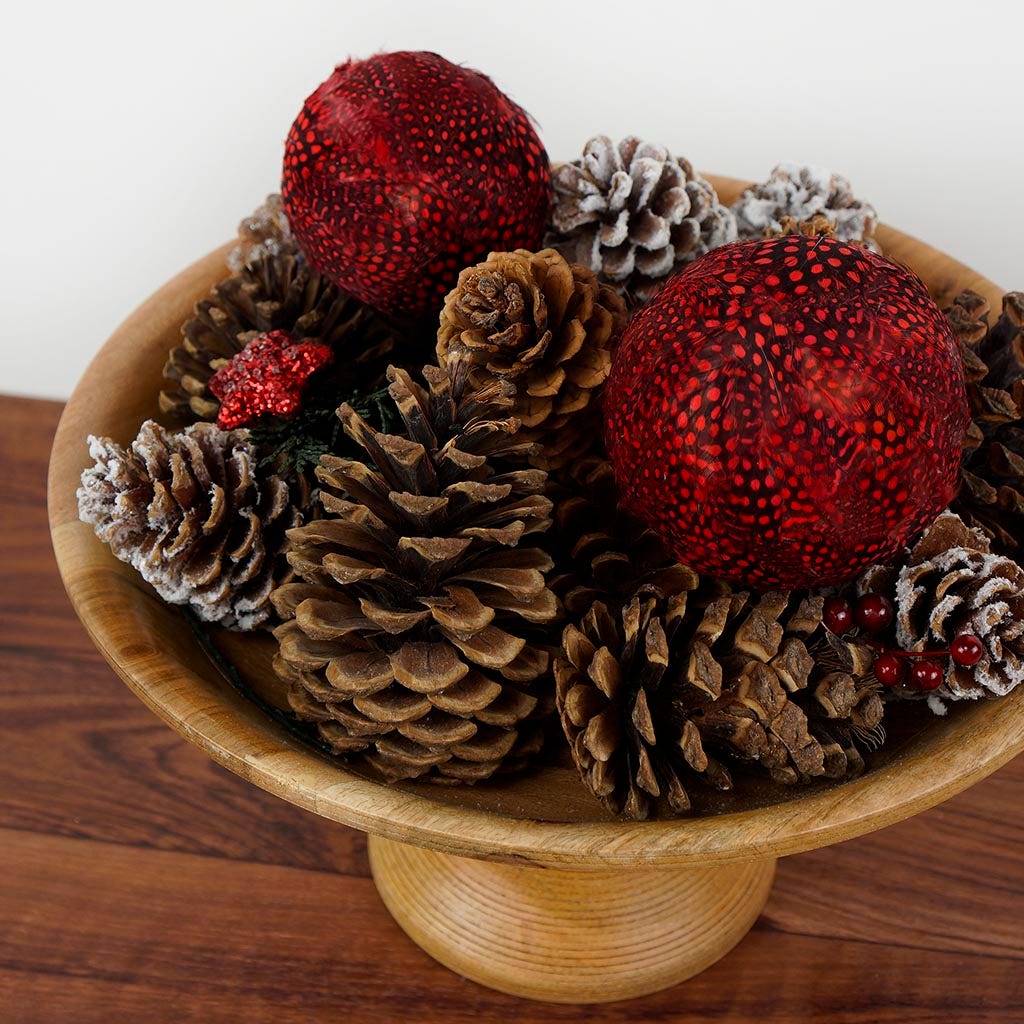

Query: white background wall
<box><xmin>3</xmin><ymin>0</ymin><xmax>1021</xmax><ymax>400</ymax></box>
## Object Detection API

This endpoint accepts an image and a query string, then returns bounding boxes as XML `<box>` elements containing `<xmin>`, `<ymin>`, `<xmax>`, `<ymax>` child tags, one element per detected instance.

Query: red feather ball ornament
<box><xmin>281</xmin><ymin>51</ymin><xmax>551</xmax><ymax>319</ymax></box>
<box><xmin>603</xmin><ymin>235</ymin><xmax>970</xmax><ymax>590</ymax></box>
<box><xmin>210</xmin><ymin>330</ymin><xmax>332</xmax><ymax>429</ymax></box>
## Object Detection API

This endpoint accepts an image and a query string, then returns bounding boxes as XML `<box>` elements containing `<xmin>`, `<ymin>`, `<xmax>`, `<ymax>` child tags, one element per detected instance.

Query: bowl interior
<box><xmin>48</xmin><ymin>177</ymin><xmax>1024</xmax><ymax>868</ymax></box>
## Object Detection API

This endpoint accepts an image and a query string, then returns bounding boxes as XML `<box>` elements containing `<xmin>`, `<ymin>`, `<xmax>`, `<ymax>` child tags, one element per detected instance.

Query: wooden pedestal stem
<box><xmin>368</xmin><ymin>835</ymin><xmax>776</xmax><ymax>1004</ymax></box>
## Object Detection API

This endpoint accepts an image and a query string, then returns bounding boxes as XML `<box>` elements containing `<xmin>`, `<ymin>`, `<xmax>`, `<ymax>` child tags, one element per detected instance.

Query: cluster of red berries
<box><xmin>823</xmin><ymin>594</ymin><xmax>983</xmax><ymax>693</ymax></box>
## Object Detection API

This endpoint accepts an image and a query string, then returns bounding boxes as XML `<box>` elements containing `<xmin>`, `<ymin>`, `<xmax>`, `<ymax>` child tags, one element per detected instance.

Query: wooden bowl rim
<box><xmin>48</xmin><ymin>179</ymin><xmax>1024</xmax><ymax>868</ymax></box>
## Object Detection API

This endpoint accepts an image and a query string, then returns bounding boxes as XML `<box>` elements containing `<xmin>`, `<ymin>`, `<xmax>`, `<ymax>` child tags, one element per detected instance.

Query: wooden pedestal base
<box><xmin>368</xmin><ymin>835</ymin><xmax>776</xmax><ymax>1004</ymax></box>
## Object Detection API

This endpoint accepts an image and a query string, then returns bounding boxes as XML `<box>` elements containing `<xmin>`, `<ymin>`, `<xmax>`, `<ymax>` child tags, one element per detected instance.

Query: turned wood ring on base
<box><xmin>369</xmin><ymin>836</ymin><xmax>776</xmax><ymax>1003</ymax></box>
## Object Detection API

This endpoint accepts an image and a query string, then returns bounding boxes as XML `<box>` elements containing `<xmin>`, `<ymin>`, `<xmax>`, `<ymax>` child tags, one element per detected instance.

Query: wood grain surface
<box><xmin>7</xmin><ymin>396</ymin><xmax>1024</xmax><ymax>1019</ymax></box>
<box><xmin>368</xmin><ymin>836</ymin><xmax>776</xmax><ymax>1003</ymax></box>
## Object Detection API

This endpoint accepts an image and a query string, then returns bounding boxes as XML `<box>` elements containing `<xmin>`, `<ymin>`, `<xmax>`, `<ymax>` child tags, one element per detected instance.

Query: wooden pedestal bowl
<box><xmin>48</xmin><ymin>177</ymin><xmax>1024</xmax><ymax>1004</ymax></box>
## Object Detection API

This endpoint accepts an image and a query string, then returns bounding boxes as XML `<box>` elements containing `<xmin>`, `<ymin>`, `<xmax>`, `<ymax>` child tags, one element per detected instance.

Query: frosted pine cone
<box><xmin>889</xmin><ymin>512</ymin><xmax>1024</xmax><ymax>700</ymax></box>
<box><xmin>732</xmin><ymin>163</ymin><xmax>879</xmax><ymax>250</ymax></box>
<box><xmin>78</xmin><ymin>421</ymin><xmax>303</xmax><ymax>630</ymax></box>
<box><xmin>764</xmin><ymin>213</ymin><xmax>837</xmax><ymax>241</ymax></box>
<box><xmin>546</xmin><ymin>136</ymin><xmax>737</xmax><ymax>303</ymax></box>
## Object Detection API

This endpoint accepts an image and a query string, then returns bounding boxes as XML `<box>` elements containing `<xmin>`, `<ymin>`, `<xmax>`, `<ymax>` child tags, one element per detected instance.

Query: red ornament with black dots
<box><xmin>281</xmin><ymin>51</ymin><xmax>551</xmax><ymax>318</ymax></box>
<box><xmin>603</xmin><ymin>235</ymin><xmax>970</xmax><ymax>590</ymax></box>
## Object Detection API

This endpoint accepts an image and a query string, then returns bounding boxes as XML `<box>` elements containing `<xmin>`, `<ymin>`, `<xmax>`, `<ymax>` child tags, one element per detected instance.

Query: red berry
<box><xmin>282</xmin><ymin>52</ymin><xmax>551</xmax><ymax>318</ymax></box>
<box><xmin>909</xmin><ymin>659</ymin><xmax>945</xmax><ymax>691</ymax></box>
<box><xmin>874</xmin><ymin>651</ymin><xmax>907</xmax><ymax>687</ymax></box>
<box><xmin>602</xmin><ymin>236</ymin><xmax>969</xmax><ymax>590</ymax></box>
<box><xmin>854</xmin><ymin>593</ymin><xmax>895</xmax><ymax>633</ymax></box>
<box><xmin>823</xmin><ymin>597</ymin><xmax>853</xmax><ymax>635</ymax></box>
<box><xmin>950</xmin><ymin>633</ymin><xmax>984</xmax><ymax>666</ymax></box>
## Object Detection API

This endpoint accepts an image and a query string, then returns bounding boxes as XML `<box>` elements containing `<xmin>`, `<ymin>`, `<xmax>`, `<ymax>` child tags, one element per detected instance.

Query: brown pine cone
<box><xmin>271</xmin><ymin>362</ymin><xmax>560</xmax><ymax>784</ymax></box>
<box><xmin>877</xmin><ymin>511</ymin><xmax>1024</xmax><ymax>699</ymax></box>
<box><xmin>227</xmin><ymin>194</ymin><xmax>298</xmax><ymax>272</ymax></box>
<box><xmin>436</xmin><ymin>248</ymin><xmax>626</xmax><ymax>470</ymax></box>
<box><xmin>764</xmin><ymin>214</ymin><xmax>837</xmax><ymax>240</ymax></box>
<box><xmin>546</xmin><ymin>455</ymin><xmax>687</xmax><ymax>616</ymax></box>
<box><xmin>555</xmin><ymin>579</ymin><xmax>883</xmax><ymax>819</ymax></box>
<box><xmin>946</xmin><ymin>291</ymin><xmax>1024</xmax><ymax>553</ymax></box>
<box><xmin>556</xmin><ymin>586</ymin><xmax>723</xmax><ymax>820</ymax></box>
<box><xmin>77</xmin><ymin>421</ymin><xmax>304</xmax><ymax>630</ymax></box>
<box><xmin>546</xmin><ymin>136</ymin><xmax>737</xmax><ymax>303</ymax></box>
<box><xmin>160</xmin><ymin>249</ymin><xmax>394</xmax><ymax>423</ymax></box>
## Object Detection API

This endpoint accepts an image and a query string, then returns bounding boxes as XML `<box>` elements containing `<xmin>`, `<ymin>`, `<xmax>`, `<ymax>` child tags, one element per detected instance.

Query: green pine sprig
<box><xmin>249</xmin><ymin>381</ymin><xmax>399</xmax><ymax>476</ymax></box>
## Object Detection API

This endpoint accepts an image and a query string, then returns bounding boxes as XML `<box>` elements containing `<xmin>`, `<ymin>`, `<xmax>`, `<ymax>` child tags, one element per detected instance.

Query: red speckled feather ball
<box><xmin>603</xmin><ymin>235</ymin><xmax>970</xmax><ymax>590</ymax></box>
<box><xmin>281</xmin><ymin>51</ymin><xmax>551</xmax><ymax>318</ymax></box>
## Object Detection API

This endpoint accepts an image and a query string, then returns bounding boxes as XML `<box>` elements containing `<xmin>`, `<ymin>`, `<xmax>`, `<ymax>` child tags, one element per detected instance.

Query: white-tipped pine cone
<box><xmin>732</xmin><ymin>163</ymin><xmax>879</xmax><ymax>250</ymax></box>
<box><xmin>892</xmin><ymin>512</ymin><xmax>1024</xmax><ymax>699</ymax></box>
<box><xmin>546</xmin><ymin>135</ymin><xmax>737</xmax><ymax>302</ymax></box>
<box><xmin>77</xmin><ymin>420</ymin><xmax>302</xmax><ymax>630</ymax></box>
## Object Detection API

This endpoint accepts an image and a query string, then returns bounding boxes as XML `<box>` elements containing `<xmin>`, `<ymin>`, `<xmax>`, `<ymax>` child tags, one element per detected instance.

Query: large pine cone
<box><xmin>866</xmin><ymin>512</ymin><xmax>1024</xmax><ymax>699</ymax></box>
<box><xmin>732</xmin><ymin>163</ymin><xmax>879</xmax><ymax>250</ymax></box>
<box><xmin>946</xmin><ymin>291</ymin><xmax>1024</xmax><ymax>554</ymax></box>
<box><xmin>271</xmin><ymin>362</ymin><xmax>560</xmax><ymax>784</ymax></box>
<box><xmin>545</xmin><ymin>136</ymin><xmax>737</xmax><ymax>303</ymax></box>
<box><xmin>77</xmin><ymin>421</ymin><xmax>302</xmax><ymax>630</ymax></box>
<box><xmin>555</xmin><ymin>579</ymin><xmax>883</xmax><ymax>819</ymax></box>
<box><xmin>160</xmin><ymin>249</ymin><xmax>394</xmax><ymax>422</ymax></box>
<box><xmin>436</xmin><ymin>249</ymin><xmax>626</xmax><ymax>470</ymax></box>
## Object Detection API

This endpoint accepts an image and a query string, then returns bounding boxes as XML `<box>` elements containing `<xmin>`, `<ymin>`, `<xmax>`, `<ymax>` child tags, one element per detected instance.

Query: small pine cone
<box><xmin>160</xmin><ymin>249</ymin><xmax>394</xmax><ymax>423</ymax></box>
<box><xmin>436</xmin><ymin>249</ymin><xmax>627</xmax><ymax>470</ymax></box>
<box><xmin>227</xmin><ymin>194</ymin><xmax>298</xmax><ymax>272</ymax></box>
<box><xmin>764</xmin><ymin>213</ymin><xmax>837</xmax><ymax>241</ymax></box>
<box><xmin>271</xmin><ymin>363</ymin><xmax>560</xmax><ymax>784</ymax></box>
<box><xmin>545</xmin><ymin>136</ymin><xmax>737</xmax><ymax>303</ymax></box>
<box><xmin>77</xmin><ymin>421</ymin><xmax>303</xmax><ymax>630</ymax></box>
<box><xmin>946</xmin><ymin>291</ymin><xmax>1024</xmax><ymax>553</ymax></box>
<box><xmin>546</xmin><ymin>455</ymin><xmax>686</xmax><ymax>615</ymax></box>
<box><xmin>732</xmin><ymin>163</ymin><xmax>879</xmax><ymax>251</ymax></box>
<box><xmin>888</xmin><ymin>511</ymin><xmax>1024</xmax><ymax>699</ymax></box>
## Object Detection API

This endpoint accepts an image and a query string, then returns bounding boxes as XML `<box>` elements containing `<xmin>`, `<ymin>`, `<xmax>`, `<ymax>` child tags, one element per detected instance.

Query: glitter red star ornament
<box><xmin>281</xmin><ymin>51</ymin><xmax>551</xmax><ymax>319</ymax></box>
<box><xmin>209</xmin><ymin>330</ymin><xmax>333</xmax><ymax>429</ymax></box>
<box><xmin>603</xmin><ymin>235</ymin><xmax>970</xmax><ymax>590</ymax></box>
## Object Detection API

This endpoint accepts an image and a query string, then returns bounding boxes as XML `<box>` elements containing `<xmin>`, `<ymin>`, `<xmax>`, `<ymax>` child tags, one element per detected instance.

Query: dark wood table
<box><xmin>3</xmin><ymin>394</ymin><xmax>1023</xmax><ymax>1023</ymax></box>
